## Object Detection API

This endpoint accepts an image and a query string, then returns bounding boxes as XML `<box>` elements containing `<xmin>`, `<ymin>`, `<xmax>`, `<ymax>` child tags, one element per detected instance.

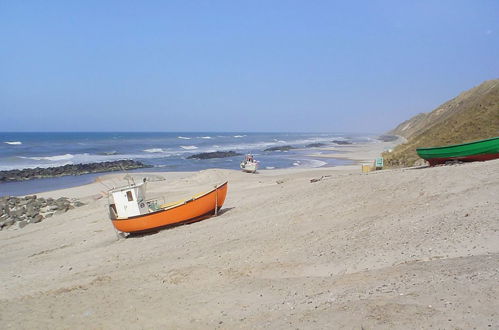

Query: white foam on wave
<box><xmin>180</xmin><ymin>145</ymin><xmax>198</xmax><ymax>150</ymax></box>
<box><xmin>292</xmin><ymin>159</ymin><xmax>327</xmax><ymax>168</ymax></box>
<box><xmin>178</xmin><ymin>136</ymin><xmax>191</xmax><ymax>140</ymax></box>
<box><xmin>5</xmin><ymin>151</ymin><xmax>181</xmax><ymax>171</ymax></box>
<box><xmin>265</xmin><ymin>166</ymin><xmax>275</xmax><ymax>170</ymax></box>
<box><xmin>143</xmin><ymin>148</ymin><xmax>166</xmax><ymax>153</ymax></box>
<box><xmin>21</xmin><ymin>154</ymin><xmax>75</xmax><ymax>161</ymax></box>
<box><xmin>200</xmin><ymin>136</ymin><xmax>212</xmax><ymax>139</ymax></box>
<box><xmin>308</xmin><ymin>159</ymin><xmax>327</xmax><ymax>168</ymax></box>
<box><xmin>4</xmin><ymin>141</ymin><xmax>22</xmax><ymax>145</ymax></box>
<box><xmin>233</xmin><ymin>135</ymin><xmax>246</xmax><ymax>138</ymax></box>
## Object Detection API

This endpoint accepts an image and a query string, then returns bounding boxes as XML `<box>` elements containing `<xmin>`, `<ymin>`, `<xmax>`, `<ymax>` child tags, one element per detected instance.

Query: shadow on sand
<box><xmin>122</xmin><ymin>206</ymin><xmax>235</xmax><ymax>239</ymax></box>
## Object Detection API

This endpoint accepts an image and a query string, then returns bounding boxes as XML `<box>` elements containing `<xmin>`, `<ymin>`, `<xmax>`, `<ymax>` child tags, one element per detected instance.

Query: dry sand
<box><xmin>0</xmin><ymin>144</ymin><xmax>498</xmax><ymax>329</ymax></box>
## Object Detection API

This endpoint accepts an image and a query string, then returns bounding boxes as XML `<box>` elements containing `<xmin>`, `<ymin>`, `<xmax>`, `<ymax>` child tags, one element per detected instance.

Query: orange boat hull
<box><xmin>111</xmin><ymin>182</ymin><xmax>228</xmax><ymax>233</ymax></box>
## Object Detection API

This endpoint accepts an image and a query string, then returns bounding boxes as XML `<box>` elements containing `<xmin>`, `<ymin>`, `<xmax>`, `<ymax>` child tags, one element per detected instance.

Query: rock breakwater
<box><xmin>0</xmin><ymin>160</ymin><xmax>151</xmax><ymax>183</ymax></box>
<box><xmin>187</xmin><ymin>151</ymin><xmax>241</xmax><ymax>159</ymax></box>
<box><xmin>264</xmin><ymin>145</ymin><xmax>296</xmax><ymax>152</ymax></box>
<box><xmin>0</xmin><ymin>195</ymin><xmax>85</xmax><ymax>230</ymax></box>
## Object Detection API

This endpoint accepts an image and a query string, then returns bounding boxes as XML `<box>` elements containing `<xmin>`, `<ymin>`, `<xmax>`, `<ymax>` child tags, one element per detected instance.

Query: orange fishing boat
<box><xmin>108</xmin><ymin>181</ymin><xmax>228</xmax><ymax>234</ymax></box>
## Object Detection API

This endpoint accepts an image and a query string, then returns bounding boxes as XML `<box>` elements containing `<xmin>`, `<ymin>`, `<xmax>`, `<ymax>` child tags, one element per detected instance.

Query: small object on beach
<box><xmin>374</xmin><ymin>157</ymin><xmax>384</xmax><ymax>170</ymax></box>
<box><xmin>361</xmin><ymin>164</ymin><xmax>372</xmax><ymax>173</ymax></box>
<box><xmin>310</xmin><ymin>176</ymin><xmax>324</xmax><ymax>183</ymax></box>
<box><xmin>240</xmin><ymin>154</ymin><xmax>258</xmax><ymax>173</ymax></box>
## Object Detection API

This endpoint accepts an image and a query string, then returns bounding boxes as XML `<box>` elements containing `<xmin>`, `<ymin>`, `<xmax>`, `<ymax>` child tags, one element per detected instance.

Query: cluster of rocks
<box><xmin>187</xmin><ymin>151</ymin><xmax>242</xmax><ymax>159</ymax></box>
<box><xmin>0</xmin><ymin>160</ymin><xmax>151</xmax><ymax>183</ymax></box>
<box><xmin>264</xmin><ymin>145</ymin><xmax>296</xmax><ymax>152</ymax></box>
<box><xmin>306</xmin><ymin>143</ymin><xmax>327</xmax><ymax>148</ymax></box>
<box><xmin>0</xmin><ymin>195</ymin><xmax>85</xmax><ymax>230</ymax></box>
<box><xmin>332</xmin><ymin>140</ymin><xmax>353</xmax><ymax>145</ymax></box>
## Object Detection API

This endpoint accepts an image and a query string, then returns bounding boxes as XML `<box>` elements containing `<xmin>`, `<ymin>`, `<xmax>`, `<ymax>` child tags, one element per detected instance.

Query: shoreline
<box><xmin>0</xmin><ymin>138</ymin><xmax>400</xmax><ymax>197</ymax></box>
<box><xmin>306</xmin><ymin>135</ymin><xmax>406</xmax><ymax>164</ymax></box>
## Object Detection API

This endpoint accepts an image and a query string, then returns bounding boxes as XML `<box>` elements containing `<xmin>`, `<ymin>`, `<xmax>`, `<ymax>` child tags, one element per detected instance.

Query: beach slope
<box><xmin>1</xmin><ymin>160</ymin><xmax>498</xmax><ymax>329</ymax></box>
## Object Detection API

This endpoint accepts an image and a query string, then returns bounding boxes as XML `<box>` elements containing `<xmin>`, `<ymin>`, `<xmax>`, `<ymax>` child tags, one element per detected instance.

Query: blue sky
<box><xmin>1</xmin><ymin>0</ymin><xmax>498</xmax><ymax>132</ymax></box>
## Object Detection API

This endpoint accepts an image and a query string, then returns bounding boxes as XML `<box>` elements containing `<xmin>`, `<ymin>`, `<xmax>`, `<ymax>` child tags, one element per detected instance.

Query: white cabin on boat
<box><xmin>108</xmin><ymin>183</ymin><xmax>149</xmax><ymax>219</ymax></box>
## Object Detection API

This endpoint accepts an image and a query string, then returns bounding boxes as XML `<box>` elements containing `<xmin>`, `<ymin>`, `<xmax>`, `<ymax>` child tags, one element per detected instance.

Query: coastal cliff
<box><xmin>383</xmin><ymin>79</ymin><xmax>499</xmax><ymax>167</ymax></box>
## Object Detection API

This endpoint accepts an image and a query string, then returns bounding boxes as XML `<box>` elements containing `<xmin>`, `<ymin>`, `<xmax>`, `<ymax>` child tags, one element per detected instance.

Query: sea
<box><xmin>0</xmin><ymin>132</ymin><xmax>377</xmax><ymax>196</ymax></box>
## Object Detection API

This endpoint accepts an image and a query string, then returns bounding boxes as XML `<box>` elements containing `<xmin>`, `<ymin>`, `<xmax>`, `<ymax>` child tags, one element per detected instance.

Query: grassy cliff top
<box><xmin>384</xmin><ymin>79</ymin><xmax>499</xmax><ymax>167</ymax></box>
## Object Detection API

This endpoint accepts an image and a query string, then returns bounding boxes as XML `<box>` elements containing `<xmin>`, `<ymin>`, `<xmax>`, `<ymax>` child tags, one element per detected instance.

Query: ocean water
<box><xmin>0</xmin><ymin>132</ymin><xmax>376</xmax><ymax>196</ymax></box>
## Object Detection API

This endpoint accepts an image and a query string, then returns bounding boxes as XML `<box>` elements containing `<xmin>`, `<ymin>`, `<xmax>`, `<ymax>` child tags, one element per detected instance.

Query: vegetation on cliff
<box><xmin>384</xmin><ymin>79</ymin><xmax>499</xmax><ymax>167</ymax></box>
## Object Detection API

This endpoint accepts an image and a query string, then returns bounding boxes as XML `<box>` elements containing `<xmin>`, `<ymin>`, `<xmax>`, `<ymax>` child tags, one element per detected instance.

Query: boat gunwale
<box><xmin>112</xmin><ymin>181</ymin><xmax>228</xmax><ymax>221</ymax></box>
<box><xmin>416</xmin><ymin>136</ymin><xmax>499</xmax><ymax>152</ymax></box>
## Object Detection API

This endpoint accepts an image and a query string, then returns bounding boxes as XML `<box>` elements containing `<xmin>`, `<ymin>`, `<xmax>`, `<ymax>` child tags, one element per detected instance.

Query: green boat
<box><xmin>416</xmin><ymin>136</ymin><xmax>499</xmax><ymax>166</ymax></box>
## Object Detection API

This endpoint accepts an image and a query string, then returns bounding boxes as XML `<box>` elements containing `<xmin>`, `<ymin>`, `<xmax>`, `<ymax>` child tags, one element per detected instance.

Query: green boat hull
<box><xmin>416</xmin><ymin>136</ymin><xmax>499</xmax><ymax>166</ymax></box>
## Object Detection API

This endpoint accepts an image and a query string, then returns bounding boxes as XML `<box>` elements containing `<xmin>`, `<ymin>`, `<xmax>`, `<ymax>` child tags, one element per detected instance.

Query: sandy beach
<box><xmin>0</xmin><ymin>140</ymin><xmax>498</xmax><ymax>329</ymax></box>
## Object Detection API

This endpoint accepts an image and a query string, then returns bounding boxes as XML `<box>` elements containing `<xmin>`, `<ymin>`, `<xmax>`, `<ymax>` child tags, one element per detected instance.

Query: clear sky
<box><xmin>1</xmin><ymin>1</ymin><xmax>498</xmax><ymax>133</ymax></box>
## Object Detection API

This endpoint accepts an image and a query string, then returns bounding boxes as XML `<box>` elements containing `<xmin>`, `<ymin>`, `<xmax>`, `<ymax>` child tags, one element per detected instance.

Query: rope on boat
<box><xmin>214</xmin><ymin>184</ymin><xmax>218</xmax><ymax>216</ymax></box>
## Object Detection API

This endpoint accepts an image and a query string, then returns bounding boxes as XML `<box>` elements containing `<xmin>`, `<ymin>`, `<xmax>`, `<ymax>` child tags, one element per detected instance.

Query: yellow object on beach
<box><xmin>362</xmin><ymin>164</ymin><xmax>372</xmax><ymax>173</ymax></box>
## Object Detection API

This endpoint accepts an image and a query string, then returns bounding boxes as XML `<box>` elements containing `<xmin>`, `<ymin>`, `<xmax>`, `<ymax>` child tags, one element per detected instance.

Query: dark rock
<box><xmin>187</xmin><ymin>151</ymin><xmax>241</xmax><ymax>159</ymax></box>
<box><xmin>377</xmin><ymin>135</ymin><xmax>398</xmax><ymax>142</ymax></box>
<box><xmin>11</xmin><ymin>207</ymin><xmax>25</xmax><ymax>218</ymax></box>
<box><xmin>0</xmin><ymin>160</ymin><xmax>152</xmax><ymax>183</ymax></box>
<box><xmin>2</xmin><ymin>218</ymin><xmax>15</xmax><ymax>228</ymax></box>
<box><xmin>264</xmin><ymin>146</ymin><xmax>296</xmax><ymax>152</ymax></box>
<box><xmin>332</xmin><ymin>140</ymin><xmax>352</xmax><ymax>145</ymax></box>
<box><xmin>30</xmin><ymin>215</ymin><xmax>43</xmax><ymax>223</ymax></box>
<box><xmin>26</xmin><ymin>205</ymin><xmax>37</xmax><ymax>218</ymax></box>
<box><xmin>0</xmin><ymin>202</ymin><xmax>8</xmax><ymax>214</ymax></box>
<box><xmin>306</xmin><ymin>143</ymin><xmax>327</xmax><ymax>148</ymax></box>
<box><xmin>17</xmin><ymin>220</ymin><xmax>28</xmax><ymax>229</ymax></box>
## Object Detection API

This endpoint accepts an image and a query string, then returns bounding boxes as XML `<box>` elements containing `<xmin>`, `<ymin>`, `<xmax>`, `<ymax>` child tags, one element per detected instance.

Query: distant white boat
<box><xmin>240</xmin><ymin>154</ymin><xmax>258</xmax><ymax>173</ymax></box>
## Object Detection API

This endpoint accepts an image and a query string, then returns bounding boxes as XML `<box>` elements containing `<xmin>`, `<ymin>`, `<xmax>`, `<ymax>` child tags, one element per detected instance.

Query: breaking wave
<box><xmin>4</xmin><ymin>141</ymin><xmax>22</xmax><ymax>145</ymax></box>
<box><xmin>21</xmin><ymin>154</ymin><xmax>75</xmax><ymax>161</ymax></box>
<box><xmin>180</xmin><ymin>145</ymin><xmax>198</xmax><ymax>150</ymax></box>
<box><xmin>143</xmin><ymin>148</ymin><xmax>166</xmax><ymax>153</ymax></box>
